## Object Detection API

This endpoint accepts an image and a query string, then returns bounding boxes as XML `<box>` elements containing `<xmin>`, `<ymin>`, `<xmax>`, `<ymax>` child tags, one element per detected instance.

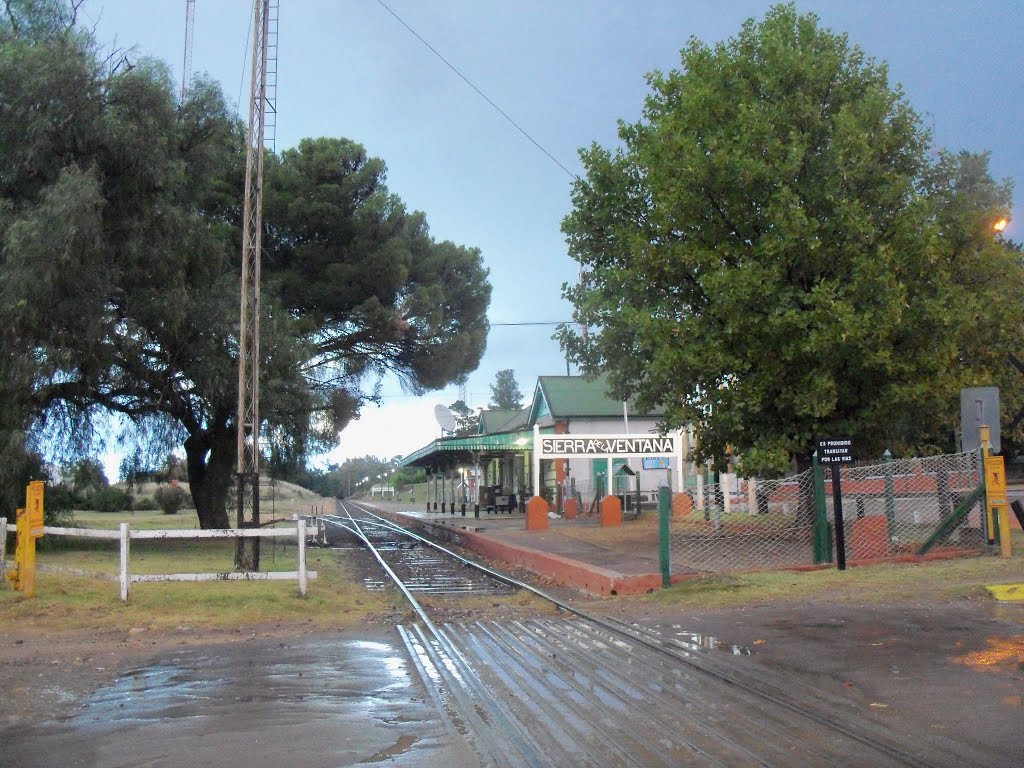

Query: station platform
<box><xmin>357</xmin><ymin>500</ymin><xmax>671</xmax><ymax>597</ymax></box>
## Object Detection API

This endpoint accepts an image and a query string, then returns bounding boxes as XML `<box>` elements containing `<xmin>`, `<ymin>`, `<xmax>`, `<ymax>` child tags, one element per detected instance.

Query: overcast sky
<box><xmin>85</xmin><ymin>0</ymin><xmax>1024</xmax><ymax>467</ymax></box>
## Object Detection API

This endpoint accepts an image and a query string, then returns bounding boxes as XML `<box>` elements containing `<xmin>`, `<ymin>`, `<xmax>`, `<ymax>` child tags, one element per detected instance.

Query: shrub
<box><xmin>134</xmin><ymin>496</ymin><xmax>159</xmax><ymax>511</ymax></box>
<box><xmin>92</xmin><ymin>486</ymin><xmax>132</xmax><ymax>513</ymax></box>
<box><xmin>153</xmin><ymin>485</ymin><xmax>188</xmax><ymax>515</ymax></box>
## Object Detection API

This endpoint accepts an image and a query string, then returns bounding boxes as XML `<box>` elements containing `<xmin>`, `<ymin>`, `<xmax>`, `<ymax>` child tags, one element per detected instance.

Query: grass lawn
<box><xmin>646</xmin><ymin>549</ymin><xmax>1024</xmax><ymax>609</ymax></box>
<box><xmin>1</xmin><ymin>505</ymin><xmax>392</xmax><ymax>632</ymax></box>
<box><xmin>1</xmin><ymin>540</ymin><xmax>387</xmax><ymax>630</ymax></box>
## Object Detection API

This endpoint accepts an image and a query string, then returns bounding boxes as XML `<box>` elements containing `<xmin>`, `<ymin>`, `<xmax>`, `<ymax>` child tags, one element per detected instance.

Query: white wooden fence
<box><xmin>1</xmin><ymin>517</ymin><xmax>316</xmax><ymax>601</ymax></box>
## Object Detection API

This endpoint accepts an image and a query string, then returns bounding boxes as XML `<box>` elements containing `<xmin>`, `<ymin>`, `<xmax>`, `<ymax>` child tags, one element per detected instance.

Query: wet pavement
<box><xmin>1</xmin><ymin>632</ymin><xmax>474</xmax><ymax>768</ymax></box>
<box><xmin>7</xmin><ymin>611</ymin><xmax>1016</xmax><ymax>767</ymax></box>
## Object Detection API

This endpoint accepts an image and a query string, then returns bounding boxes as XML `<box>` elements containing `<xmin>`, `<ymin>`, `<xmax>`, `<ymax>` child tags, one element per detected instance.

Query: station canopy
<box><xmin>397</xmin><ymin>375</ymin><xmax>662</xmax><ymax>471</ymax></box>
<box><xmin>399</xmin><ymin>428</ymin><xmax>552</xmax><ymax>470</ymax></box>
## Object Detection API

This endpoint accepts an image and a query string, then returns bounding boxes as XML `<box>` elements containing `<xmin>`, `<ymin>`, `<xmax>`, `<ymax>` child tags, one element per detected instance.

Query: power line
<box><xmin>491</xmin><ymin>321</ymin><xmax>576</xmax><ymax>327</ymax></box>
<box><xmin>374</xmin><ymin>0</ymin><xmax>578</xmax><ymax>181</ymax></box>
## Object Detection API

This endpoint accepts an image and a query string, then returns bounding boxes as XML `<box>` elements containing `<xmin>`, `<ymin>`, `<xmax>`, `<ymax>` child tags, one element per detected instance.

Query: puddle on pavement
<box><xmin>667</xmin><ymin>624</ymin><xmax>752</xmax><ymax>655</ymax></box>
<box><xmin>64</xmin><ymin>637</ymin><xmax>415</xmax><ymax>731</ymax></box>
<box><xmin>359</xmin><ymin>733</ymin><xmax>421</xmax><ymax>763</ymax></box>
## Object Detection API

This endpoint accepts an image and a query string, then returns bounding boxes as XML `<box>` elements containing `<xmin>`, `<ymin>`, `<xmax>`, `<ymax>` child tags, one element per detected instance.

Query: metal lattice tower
<box><xmin>264</xmin><ymin>0</ymin><xmax>279</xmax><ymax>151</ymax></box>
<box><xmin>181</xmin><ymin>0</ymin><xmax>195</xmax><ymax>102</ymax></box>
<box><xmin>236</xmin><ymin>0</ymin><xmax>277</xmax><ymax>570</ymax></box>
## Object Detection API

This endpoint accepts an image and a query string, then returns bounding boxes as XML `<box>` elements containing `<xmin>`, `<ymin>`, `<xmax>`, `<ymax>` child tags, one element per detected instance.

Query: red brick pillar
<box><xmin>564</xmin><ymin>497</ymin><xmax>578</xmax><ymax>520</ymax></box>
<box><xmin>672</xmin><ymin>492</ymin><xmax>693</xmax><ymax>519</ymax></box>
<box><xmin>600</xmin><ymin>494</ymin><xmax>622</xmax><ymax>527</ymax></box>
<box><xmin>526</xmin><ymin>496</ymin><xmax>549</xmax><ymax>531</ymax></box>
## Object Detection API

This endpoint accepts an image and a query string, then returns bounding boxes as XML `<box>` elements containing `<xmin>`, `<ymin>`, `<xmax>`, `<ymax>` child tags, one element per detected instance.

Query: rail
<box><xmin>335</xmin><ymin>500</ymin><xmax>941</xmax><ymax>768</ymax></box>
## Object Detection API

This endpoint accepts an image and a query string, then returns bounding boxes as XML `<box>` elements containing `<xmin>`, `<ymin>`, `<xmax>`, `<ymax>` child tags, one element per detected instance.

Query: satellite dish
<box><xmin>434</xmin><ymin>404</ymin><xmax>457</xmax><ymax>433</ymax></box>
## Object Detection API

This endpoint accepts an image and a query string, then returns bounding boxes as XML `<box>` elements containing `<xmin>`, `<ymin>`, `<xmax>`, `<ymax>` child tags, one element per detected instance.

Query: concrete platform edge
<box><xmin>364</xmin><ymin>506</ymin><xmax>662</xmax><ymax>597</ymax></box>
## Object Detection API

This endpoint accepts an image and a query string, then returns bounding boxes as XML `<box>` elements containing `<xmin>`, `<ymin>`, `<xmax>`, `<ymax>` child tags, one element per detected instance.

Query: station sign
<box><xmin>538</xmin><ymin>434</ymin><xmax>677</xmax><ymax>458</ymax></box>
<box><xmin>816</xmin><ymin>438</ymin><xmax>854</xmax><ymax>465</ymax></box>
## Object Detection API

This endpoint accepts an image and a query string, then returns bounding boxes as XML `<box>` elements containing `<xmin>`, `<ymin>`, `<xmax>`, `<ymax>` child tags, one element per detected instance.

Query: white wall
<box><xmin>561</xmin><ymin>417</ymin><xmax>676</xmax><ymax>494</ymax></box>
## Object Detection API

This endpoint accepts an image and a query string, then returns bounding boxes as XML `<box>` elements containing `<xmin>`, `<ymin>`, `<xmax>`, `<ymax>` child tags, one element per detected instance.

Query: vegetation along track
<box><xmin>324</xmin><ymin>501</ymin><xmax>976</xmax><ymax>768</ymax></box>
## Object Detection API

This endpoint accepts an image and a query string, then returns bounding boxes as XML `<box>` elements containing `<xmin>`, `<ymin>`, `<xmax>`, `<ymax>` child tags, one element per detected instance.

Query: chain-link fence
<box><xmin>828</xmin><ymin>451</ymin><xmax>985</xmax><ymax>561</ymax></box>
<box><xmin>669</xmin><ymin>470</ymin><xmax>819</xmax><ymax>573</ymax></box>
<box><xmin>668</xmin><ymin>450</ymin><xmax>985</xmax><ymax>575</ymax></box>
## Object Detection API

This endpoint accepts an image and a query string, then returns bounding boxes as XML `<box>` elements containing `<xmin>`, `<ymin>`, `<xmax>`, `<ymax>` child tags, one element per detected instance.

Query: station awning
<box><xmin>399</xmin><ymin>428</ymin><xmax>551</xmax><ymax>468</ymax></box>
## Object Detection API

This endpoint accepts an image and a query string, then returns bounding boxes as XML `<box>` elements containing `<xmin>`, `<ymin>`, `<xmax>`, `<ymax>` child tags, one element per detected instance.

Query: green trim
<box><xmin>399</xmin><ymin>428</ymin><xmax>552</xmax><ymax>468</ymax></box>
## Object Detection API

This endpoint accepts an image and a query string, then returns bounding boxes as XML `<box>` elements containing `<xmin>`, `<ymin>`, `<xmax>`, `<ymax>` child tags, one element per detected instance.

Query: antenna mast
<box><xmin>181</xmin><ymin>0</ymin><xmax>195</xmax><ymax>101</ymax></box>
<box><xmin>236</xmin><ymin>0</ymin><xmax>279</xmax><ymax>570</ymax></box>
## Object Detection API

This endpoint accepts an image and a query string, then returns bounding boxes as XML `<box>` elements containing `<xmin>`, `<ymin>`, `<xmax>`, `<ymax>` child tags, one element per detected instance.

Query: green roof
<box><xmin>529</xmin><ymin>375</ymin><xmax>664</xmax><ymax>422</ymax></box>
<box><xmin>479</xmin><ymin>408</ymin><xmax>528</xmax><ymax>434</ymax></box>
<box><xmin>398</xmin><ymin>428</ymin><xmax>551</xmax><ymax>468</ymax></box>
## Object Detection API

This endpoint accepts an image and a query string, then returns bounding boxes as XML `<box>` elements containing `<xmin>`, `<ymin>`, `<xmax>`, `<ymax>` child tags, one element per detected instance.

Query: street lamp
<box><xmin>994</xmin><ymin>218</ymin><xmax>1009</xmax><ymax>233</ymax></box>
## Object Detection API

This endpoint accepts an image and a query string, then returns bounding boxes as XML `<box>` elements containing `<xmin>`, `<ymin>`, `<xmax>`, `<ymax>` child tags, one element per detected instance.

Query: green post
<box><xmin>658</xmin><ymin>485</ymin><xmax>671</xmax><ymax>588</ymax></box>
<box><xmin>812</xmin><ymin>451</ymin><xmax>833</xmax><ymax>564</ymax></box>
<box><xmin>883</xmin><ymin>449</ymin><xmax>896</xmax><ymax>543</ymax></box>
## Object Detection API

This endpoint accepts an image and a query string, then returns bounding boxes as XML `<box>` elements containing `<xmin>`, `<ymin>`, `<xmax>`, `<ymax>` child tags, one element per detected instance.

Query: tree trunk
<box><xmin>184</xmin><ymin>422</ymin><xmax>235</xmax><ymax>529</ymax></box>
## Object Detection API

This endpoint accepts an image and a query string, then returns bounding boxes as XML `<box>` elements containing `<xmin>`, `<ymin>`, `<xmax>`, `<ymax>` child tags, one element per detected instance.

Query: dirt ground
<box><xmin>3</xmin><ymin>537</ymin><xmax>1023</xmax><ymax>766</ymax></box>
<box><xmin>3</xmin><ymin>594</ymin><xmax>1022</xmax><ymax>764</ymax></box>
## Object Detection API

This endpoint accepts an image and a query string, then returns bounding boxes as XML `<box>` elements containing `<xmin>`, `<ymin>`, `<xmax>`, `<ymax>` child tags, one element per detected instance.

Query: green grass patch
<box><xmin>0</xmin><ymin>546</ymin><xmax>390</xmax><ymax>632</ymax></box>
<box><xmin>71</xmin><ymin>508</ymin><xmax>201</xmax><ymax>530</ymax></box>
<box><xmin>647</xmin><ymin>553</ymin><xmax>1024</xmax><ymax>609</ymax></box>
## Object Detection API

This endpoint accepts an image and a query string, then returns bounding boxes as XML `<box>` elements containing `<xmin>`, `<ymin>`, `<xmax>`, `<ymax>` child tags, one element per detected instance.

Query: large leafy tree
<box><xmin>559</xmin><ymin>4</ymin><xmax>1020</xmax><ymax>474</ymax></box>
<box><xmin>0</xmin><ymin>1</ymin><xmax>491</xmax><ymax>526</ymax></box>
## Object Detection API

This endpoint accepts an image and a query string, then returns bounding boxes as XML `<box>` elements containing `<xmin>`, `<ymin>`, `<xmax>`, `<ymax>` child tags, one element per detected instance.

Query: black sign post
<box><xmin>817</xmin><ymin>439</ymin><xmax>854</xmax><ymax>571</ymax></box>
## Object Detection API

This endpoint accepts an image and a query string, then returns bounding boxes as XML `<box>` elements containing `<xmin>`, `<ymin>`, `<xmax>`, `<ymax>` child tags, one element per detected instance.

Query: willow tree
<box><xmin>0</xmin><ymin>2</ymin><xmax>491</xmax><ymax>526</ymax></box>
<box><xmin>559</xmin><ymin>4</ymin><xmax>1019</xmax><ymax>474</ymax></box>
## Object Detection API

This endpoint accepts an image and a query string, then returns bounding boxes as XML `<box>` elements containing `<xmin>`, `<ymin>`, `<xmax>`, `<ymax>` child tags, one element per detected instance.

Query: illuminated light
<box><xmin>993</xmin><ymin>218</ymin><xmax>1009</xmax><ymax>233</ymax></box>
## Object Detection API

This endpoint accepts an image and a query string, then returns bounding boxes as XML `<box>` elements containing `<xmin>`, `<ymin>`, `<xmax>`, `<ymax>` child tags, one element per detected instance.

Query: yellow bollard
<box><xmin>15</xmin><ymin>507</ymin><xmax>36</xmax><ymax>596</ymax></box>
<box><xmin>11</xmin><ymin>482</ymin><xmax>45</xmax><ymax>596</ymax></box>
<box><xmin>983</xmin><ymin>445</ymin><xmax>1011</xmax><ymax>558</ymax></box>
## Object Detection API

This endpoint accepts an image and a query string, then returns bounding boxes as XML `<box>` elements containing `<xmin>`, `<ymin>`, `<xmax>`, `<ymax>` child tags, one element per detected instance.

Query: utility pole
<box><xmin>181</xmin><ymin>0</ymin><xmax>195</xmax><ymax>102</ymax></box>
<box><xmin>236</xmin><ymin>0</ymin><xmax>278</xmax><ymax>570</ymax></box>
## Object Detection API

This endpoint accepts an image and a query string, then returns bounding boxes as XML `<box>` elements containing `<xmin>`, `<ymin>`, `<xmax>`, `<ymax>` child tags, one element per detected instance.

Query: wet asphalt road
<box><xmin>5</xmin><ymin>612</ymin><xmax>1013</xmax><ymax>768</ymax></box>
<box><xmin>1</xmin><ymin>632</ymin><xmax>474</xmax><ymax>768</ymax></box>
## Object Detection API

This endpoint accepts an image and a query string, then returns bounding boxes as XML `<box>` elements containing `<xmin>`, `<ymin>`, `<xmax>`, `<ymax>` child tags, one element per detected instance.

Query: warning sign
<box><xmin>26</xmin><ymin>480</ymin><xmax>44</xmax><ymax>538</ymax></box>
<box><xmin>817</xmin><ymin>439</ymin><xmax>854</xmax><ymax>465</ymax></box>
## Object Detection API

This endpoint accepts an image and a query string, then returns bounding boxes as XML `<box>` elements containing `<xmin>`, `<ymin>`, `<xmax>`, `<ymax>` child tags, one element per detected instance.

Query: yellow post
<box><xmin>981</xmin><ymin>426</ymin><xmax>1012</xmax><ymax>558</ymax></box>
<box><xmin>981</xmin><ymin>426</ymin><xmax>995</xmax><ymax>544</ymax></box>
<box><xmin>14</xmin><ymin>507</ymin><xmax>35</xmax><ymax>596</ymax></box>
<box><xmin>11</xmin><ymin>482</ymin><xmax>44</xmax><ymax>596</ymax></box>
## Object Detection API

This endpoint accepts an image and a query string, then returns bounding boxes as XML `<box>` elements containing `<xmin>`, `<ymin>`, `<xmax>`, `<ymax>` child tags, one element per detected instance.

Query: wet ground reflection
<box><xmin>4</xmin><ymin>634</ymin><xmax>468</xmax><ymax>768</ymax></box>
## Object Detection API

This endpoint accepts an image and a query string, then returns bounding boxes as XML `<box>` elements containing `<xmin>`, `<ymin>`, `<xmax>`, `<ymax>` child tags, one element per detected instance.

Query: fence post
<box><xmin>883</xmin><ymin>450</ymin><xmax>896</xmax><ymax>538</ymax></box>
<box><xmin>658</xmin><ymin>486</ymin><xmax>671</xmax><ymax>588</ymax></box>
<box><xmin>812</xmin><ymin>452</ymin><xmax>832</xmax><ymax>564</ymax></box>
<box><xmin>119</xmin><ymin>522</ymin><xmax>130</xmax><ymax>602</ymax></box>
<box><xmin>297</xmin><ymin>519</ymin><xmax>308</xmax><ymax>596</ymax></box>
<box><xmin>0</xmin><ymin>517</ymin><xmax>6</xmax><ymax>585</ymax></box>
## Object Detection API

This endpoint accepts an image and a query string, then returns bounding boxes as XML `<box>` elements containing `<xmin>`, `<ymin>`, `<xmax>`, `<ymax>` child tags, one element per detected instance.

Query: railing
<box><xmin>1</xmin><ymin>518</ymin><xmax>316</xmax><ymax>601</ymax></box>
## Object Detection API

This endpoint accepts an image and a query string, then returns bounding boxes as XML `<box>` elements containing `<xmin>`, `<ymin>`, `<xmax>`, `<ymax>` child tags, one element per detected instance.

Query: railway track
<box><xmin>324</xmin><ymin>500</ymin><xmax>976</xmax><ymax>768</ymax></box>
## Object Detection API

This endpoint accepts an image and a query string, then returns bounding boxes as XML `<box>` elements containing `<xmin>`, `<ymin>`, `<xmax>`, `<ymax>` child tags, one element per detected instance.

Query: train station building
<box><xmin>398</xmin><ymin>375</ymin><xmax>692</xmax><ymax>514</ymax></box>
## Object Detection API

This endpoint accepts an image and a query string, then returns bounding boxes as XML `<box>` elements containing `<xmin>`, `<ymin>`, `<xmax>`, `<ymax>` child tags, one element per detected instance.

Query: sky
<box><xmin>83</xmin><ymin>0</ymin><xmax>1024</xmax><ymax>470</ymax></box>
